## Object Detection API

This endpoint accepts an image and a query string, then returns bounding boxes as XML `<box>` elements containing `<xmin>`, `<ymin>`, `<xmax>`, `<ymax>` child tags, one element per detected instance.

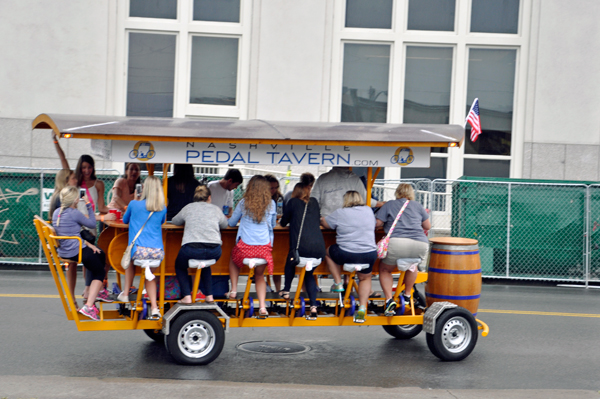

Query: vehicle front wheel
<box><xmin>426</xmin><ymin>307</ymin><xmax>478</xmax><ymax>361</ymax></box>
<box><xmin>382</xmin><ymin>324</ymin><xmax>423</xmax><ymax>339</ymax></box>
<box><xmin>165</xmin><ymin>310</ymin><xmax>225</xmax><ymax>365</ymax></box>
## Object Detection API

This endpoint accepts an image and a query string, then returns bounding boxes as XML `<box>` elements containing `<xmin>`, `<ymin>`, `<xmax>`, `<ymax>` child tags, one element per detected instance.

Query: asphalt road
<box><xmin>1</xmin><ymin>270</ymin><xmax>600</xmax><ymax>397</ymax></box>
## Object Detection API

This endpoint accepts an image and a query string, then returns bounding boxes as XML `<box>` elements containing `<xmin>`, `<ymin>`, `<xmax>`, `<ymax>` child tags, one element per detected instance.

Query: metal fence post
<box><xmin>585</xmin><ymin>185</ymin><xmax>590</xmax><ymax>288</ymax></box>
<box><xmin>506</xmin><ymin>182</ymin><xmax>512</xmax><ymax>278</ymax></box>
<box><xmin>38</xmin><ymin>170</ymin><xmax>44</xmax><ymax>264</ymax></box>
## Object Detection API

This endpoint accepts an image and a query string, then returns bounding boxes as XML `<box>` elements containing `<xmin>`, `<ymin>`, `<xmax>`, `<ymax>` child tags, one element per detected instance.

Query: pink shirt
<box><xmin>107</xmin><ymin>178</ymin><xmax>135</xmax><ymax>211</ymax></box>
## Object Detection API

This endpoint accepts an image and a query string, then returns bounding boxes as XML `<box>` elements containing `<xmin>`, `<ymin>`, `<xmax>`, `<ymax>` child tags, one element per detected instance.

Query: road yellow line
<box><xmin>479</xmin><ymin>309</ymin><xmax>600</xmax><ymax>318</ymax></box>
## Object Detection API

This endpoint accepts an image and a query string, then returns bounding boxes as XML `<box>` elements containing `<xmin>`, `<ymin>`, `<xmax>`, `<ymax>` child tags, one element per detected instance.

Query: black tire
<box><xmin>382</xmin><ymin>324</ymin><xmax>423</xmax><ymax>339</ymax></box>
<box><xmin>165</xmin><ymin>310</ymin><xmax>225</xmax><ymax>365</ymax></box>
<box><xmin>426</xmin><ymin>307</ymin><xmax>478</xmax><ymax>361</ymax></box>
<box><xmin>143</xmin><ymin>329</ymin><xmax>165</xmax><ymax>344</ymax></box>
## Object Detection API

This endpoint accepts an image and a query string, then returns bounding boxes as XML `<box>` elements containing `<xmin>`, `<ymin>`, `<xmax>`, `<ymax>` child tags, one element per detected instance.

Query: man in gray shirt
<box><xmin>311</xmin><ymin>167</ymin><xmax>383</xmax><ymax>217</ymax></box>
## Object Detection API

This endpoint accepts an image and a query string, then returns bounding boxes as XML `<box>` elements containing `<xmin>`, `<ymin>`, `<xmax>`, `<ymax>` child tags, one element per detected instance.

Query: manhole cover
<box><xmin>237</xmin><ymin>341</ymin><xmax>310</xmax><ymax>355</ymax></box>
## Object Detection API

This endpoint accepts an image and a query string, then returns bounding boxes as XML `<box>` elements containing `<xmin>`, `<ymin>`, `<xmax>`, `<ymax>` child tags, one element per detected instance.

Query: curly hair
<box><xmin>243</xmin><ymin>175</ymin><xmax>272</xmax><ymax>223</ymax></box>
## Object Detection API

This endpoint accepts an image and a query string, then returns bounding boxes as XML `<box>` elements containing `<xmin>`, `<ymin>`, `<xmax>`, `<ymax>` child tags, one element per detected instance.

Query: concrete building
<box><xmin>1</xmin><ymin>0</ymin><xmax>599</xmax><ymax>181</ymax></box>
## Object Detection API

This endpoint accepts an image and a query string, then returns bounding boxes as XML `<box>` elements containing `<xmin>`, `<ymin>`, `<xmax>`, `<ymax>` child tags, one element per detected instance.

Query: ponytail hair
<box><xmin>56</xmin><ymin>186</ymin><xmax>79</xmax><ymax>227</ymax></box>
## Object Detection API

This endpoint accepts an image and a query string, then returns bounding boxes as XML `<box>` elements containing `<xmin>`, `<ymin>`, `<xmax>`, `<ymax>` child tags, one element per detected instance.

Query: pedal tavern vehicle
<box><xmin>32</xmin><ymin>114</ymin><xmax>489</xmax><ymax>365</ymax></box>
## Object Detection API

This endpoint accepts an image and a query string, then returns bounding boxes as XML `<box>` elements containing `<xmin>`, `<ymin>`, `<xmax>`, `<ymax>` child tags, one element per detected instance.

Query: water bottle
<box><xmin>276</xmin><ymin>197</ymin><xmax>283</xmax><ymax>217</ymax></box>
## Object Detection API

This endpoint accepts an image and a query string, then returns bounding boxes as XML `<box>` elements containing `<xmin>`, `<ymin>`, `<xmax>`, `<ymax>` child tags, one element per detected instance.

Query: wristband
<box><xmin>101</xmin><ymin>215</ymin><xmax>105</xmax><ymax>222</ymax></box>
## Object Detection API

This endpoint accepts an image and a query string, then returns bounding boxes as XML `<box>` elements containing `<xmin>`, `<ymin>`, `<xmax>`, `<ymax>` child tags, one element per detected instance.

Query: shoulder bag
<box><xmin>288</xmin><ymin>201</ymin><xmax>308</xmax><ymax>267</ymax></box>
<box><xmin>376</xmin><ymin>200</ymin><xmax>409</xmax><ymax>259</ymax></box>
<box><xmin>121</xmin><ymin>211</ymin><xmax>154</xmax><ymax>270</ymax></box>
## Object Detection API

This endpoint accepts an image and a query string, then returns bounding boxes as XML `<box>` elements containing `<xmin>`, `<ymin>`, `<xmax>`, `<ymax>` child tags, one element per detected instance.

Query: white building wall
<box><xmin>0</xmin><ymin>0</ymin><xmax>114</xmax><ymax>169</ymax></box>
<box><xmin>251</xmin><ymin>0</ymin><xmax>331</xmax><ymax>122</ymax></box>
<box><xmin>524</xmin><ymin>0</ymin><xmax>600</xmax><ymax>180</ymax></box>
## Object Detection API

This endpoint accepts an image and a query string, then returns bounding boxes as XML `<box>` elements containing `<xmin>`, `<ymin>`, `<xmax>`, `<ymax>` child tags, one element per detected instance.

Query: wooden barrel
<box><xmin>425</xmin><ymin>237</ymin><xmax>482</xmax><ymax>315</ymax></box>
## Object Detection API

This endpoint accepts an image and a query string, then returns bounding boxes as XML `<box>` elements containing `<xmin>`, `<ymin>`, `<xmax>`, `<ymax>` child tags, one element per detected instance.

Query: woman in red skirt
<box><xmin>227</xmin><ymin>175</ymin><xmax>277</xmax><ymax>318</ymax></box>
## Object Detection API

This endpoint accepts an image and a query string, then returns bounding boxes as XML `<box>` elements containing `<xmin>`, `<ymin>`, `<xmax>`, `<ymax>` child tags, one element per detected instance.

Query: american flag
<box><xmin>464</xmin><ymin>98</ymin><xmax>481</xmax><ymax>142</ymax></box>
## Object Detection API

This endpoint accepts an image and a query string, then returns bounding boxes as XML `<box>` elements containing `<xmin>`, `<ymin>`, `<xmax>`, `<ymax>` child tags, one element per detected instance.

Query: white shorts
<box><xmin>382</xmin><ymin>237</ymin><xmax>429</xmax><ymax>272</ymax></box>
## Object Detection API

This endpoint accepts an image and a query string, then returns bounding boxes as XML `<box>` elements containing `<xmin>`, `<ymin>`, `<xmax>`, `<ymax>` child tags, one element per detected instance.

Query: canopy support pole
<box><xmin>366</xmin><ymin>167</ymin><xmax>381</xmax><ymax>207</ymax></box>
<box><xmin>162</xmin><ymin>163</ymin><xmax>170</xmax><ymax>202</ymax></box>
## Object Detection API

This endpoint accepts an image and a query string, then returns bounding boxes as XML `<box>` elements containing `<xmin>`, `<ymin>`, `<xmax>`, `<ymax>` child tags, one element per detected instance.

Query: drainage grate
<box><xmin>237</xmin><ymin>341</ymin><xmax>310</xmax><ymax>355</ymax></box>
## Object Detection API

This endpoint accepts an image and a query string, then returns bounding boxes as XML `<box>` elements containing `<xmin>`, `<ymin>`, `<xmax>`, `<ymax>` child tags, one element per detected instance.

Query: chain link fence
<box><xmin>2</xmin><ymin>166</ymin><xmax>599</xmax><ymax>284</ymax></box>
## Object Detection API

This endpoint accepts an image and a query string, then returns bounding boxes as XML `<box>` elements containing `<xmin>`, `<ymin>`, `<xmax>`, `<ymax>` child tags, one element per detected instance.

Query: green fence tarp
<box><xmin>451</xmin><ymin>176</ymin><xmax>590</xmax><ymax>280</ymax></box>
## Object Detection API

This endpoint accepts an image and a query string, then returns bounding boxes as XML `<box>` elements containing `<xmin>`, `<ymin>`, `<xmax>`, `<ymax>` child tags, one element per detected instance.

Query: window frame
<box><xmin>114</xmin><ymin>0</ymin><xmax>252</xmax><ymax>119</ymax></box>
<box><xmin>330</xmin><ymin>0</ymin><xmax>531</xmax><ymax>179</ymax></box>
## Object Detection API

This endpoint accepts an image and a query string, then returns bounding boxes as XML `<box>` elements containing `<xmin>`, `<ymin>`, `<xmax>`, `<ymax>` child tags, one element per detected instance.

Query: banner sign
<box><xmin>93</xmin><ymin>140</ymin><xmax>431</xmax><ymax>168</ymax></box>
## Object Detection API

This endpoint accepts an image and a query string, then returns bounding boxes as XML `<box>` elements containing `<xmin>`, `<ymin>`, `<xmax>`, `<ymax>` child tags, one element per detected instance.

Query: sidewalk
<box><xmin>0</xmin><ymin>376</ymin><xmax>598</xmax><ymax>399</ymax></box>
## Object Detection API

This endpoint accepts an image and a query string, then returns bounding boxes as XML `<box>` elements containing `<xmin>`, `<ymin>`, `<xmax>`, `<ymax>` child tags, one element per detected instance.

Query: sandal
<box><xmin>257</xmin><ymin>307</ymin><xmax>269</xmax><ymax>319</ymax></box>
<box><xmin>227</xmin><ymin>291</ymin><xmax>237</xmax><ymax>300</ymax></box>
<box><xmin>148</xmin><ymin>308</ymin><xmax>161</xmax><ymax>320</ymax></box>
<box><xmin>306</xmin><ymin>306</ymin><xmax>318</xmax><ymax>321</ymax></box>
<box><xmin>278</xmin><ymin>290</ymin><xmax>290</xmax><ymax>300</ymax></box>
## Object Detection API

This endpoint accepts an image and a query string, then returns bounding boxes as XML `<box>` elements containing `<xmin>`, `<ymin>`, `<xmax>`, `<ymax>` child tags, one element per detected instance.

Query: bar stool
<box><xmin>298</xmin><ymin>257</ymin><xmax>321</xmax><ymax>271</ymax></box>
<box><xmin>188</xmin><ymin>259</ymin><xmax>217</xmax><ymax>303</ymax></box>
<box><xmin>133</xmin><ymin>259</ymin><xmax>161</xmax><ymax>281</ymax></box>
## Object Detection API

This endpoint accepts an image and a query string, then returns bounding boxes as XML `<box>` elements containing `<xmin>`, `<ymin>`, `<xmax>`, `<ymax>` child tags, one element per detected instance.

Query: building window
<box><xmin>470</xmin><ymin>0</ymin><xmax>520</xmax><ymax>34</ymax></box>
<box><xmin>465</xmin><ymin>48</ymin><xmax>516</xmax><ymax>157</ymax></box>
<box><xmin>121</xmin><ymin>0</ymin><xmax>250</xmax><ymax>119</ymax></box>
<box><xmin>126</xmin><ymin>32</ymin><xmax>176</xmax><ymax>117</ymax></box>
<box><xmin>345</xmin><ymin>0</ymin><xmax>393</xmax><ymax>29</ymax></box>
<box><xmin>129</xmin><ymin>0</ymin><xmax>177</xmax><ymax>19</ymax></box>
<box><xmin>190</xmin><ymin>36</ymin><xmax>239</xmax><ymax>106</ymax></box>
<box><xmin>463</xmin><ymin>159</ymin><xmax>510</xmax><ymax>178</ymax></box>
<box><xmin>193</xmin><ymin>0</ymin><xmax>240</xmax><ymax>23</ymax></box>
<box><xmin>341</xmin><ymin>43</ymin><xmax>390</xmax><ymax>123</ymax></box>
<box><xmin>407</xmin><ymin>0</ymin><xmax>455</xmax><ymax>32</ymax></box>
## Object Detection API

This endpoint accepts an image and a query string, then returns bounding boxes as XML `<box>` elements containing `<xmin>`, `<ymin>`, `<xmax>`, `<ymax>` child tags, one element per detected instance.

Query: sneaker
<box><xmin>354</xmin><ymin>307</ymin><xmax>366</xmax><ymax>323</ymax></box>
<box><xmin>117</xmin><ymin>292</ymin><xmax>130</xmax><ymax>302</ymax></box>
<box><xmin>78</xmin><ymin>304</ymin><xmax>100</xmax><ymax>321</ymax></box>
<box><xmin>413</xmin><ymin>290</ymin><xmax>427</xmax><ymax>310</ymax></box>
<box><xmin>129</xmin><ymin>286</ymin><xmax>138</xmax><ymax>294</ymax></box>
<box><xmin>384</xmin><ymin>299</ymin><xmax>397</xmax><ymax>316</ymax></box>
<box><xmin>96</xmin><ymin>289</ymin><xmax>114</xmax><ymax>303</ymax></box>
<box><xmin>331</xmin><ymin>282</ymin><xmax>344</xmax><ymax>293</ymax></box>
<box><xmin>402</xmin><ymin>294</ymin><xmax>411</xmax><ymax>307</ymax></box>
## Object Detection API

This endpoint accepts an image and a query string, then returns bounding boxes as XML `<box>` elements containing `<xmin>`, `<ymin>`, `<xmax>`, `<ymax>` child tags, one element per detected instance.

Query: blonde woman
<box><xmin>227</xmin><ymin>175</ymin><xmax>276</xmax><ymax>319</ymax></box>
<box><xmin>49</xmin><ymin>169</ymin><xmax>78</xmax><ymax>216</ymax></box>
<box><xmin>321</xmin><ymin>190</ymin><xmax>377</xmax><ymax>323</ymax></box>
<box><xmin>118</xmin><ymin>176</ymin><xmax>167</xmax><ymax>320</ymax></box>
<box><xmin>52</xmin><ymin>187</ymin><xmax>113</xmax><ymax>321</ymax></box>
<box><xmin>375</xmin><ymin>183</ymin><xmax>430</xmax><ymax>314</ymax></box>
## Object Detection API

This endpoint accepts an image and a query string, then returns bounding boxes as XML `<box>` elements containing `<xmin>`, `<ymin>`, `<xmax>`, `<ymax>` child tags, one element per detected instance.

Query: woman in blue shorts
<box><xmin>321</xmin><ymin>190</ymin><xmax>377</xmax><ymax>323</ymax></box>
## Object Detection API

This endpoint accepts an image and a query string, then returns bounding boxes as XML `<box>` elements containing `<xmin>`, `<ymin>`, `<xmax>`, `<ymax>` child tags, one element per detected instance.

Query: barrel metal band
<box><xmin>431</xmin><ymin>244</ymin><xmax>479</xmax><ymax>251</ymax></box>
<box><xmin>431</xmin><ymin>249</ymin><xmax>480</xmax><ymax>255</ymax></box>
<box><xmin>428</xmin><ymin>267</ymin><xmax>482</xmax><ymax>275</ymax></box>
<box><xmin>425</xmin><ymin>292</ymin><xmax>481</xmax><ymax>300</ymax></box>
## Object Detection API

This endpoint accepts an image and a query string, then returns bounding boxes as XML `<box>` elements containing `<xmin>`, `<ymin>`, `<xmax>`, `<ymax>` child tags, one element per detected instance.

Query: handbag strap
<box><xmin>130</xmin><ymin>211</ymin><xmax>154</xmax><ymax>246</ymax></box>
<box><xmin>384</xmin><ymin>200</ymin><xmax>409</xmax><ymax>240</ymax></box>
<box><xmin>296</xmin><ymin>201</ymin><xmax>309</xmax><ymax>251</ymax></box>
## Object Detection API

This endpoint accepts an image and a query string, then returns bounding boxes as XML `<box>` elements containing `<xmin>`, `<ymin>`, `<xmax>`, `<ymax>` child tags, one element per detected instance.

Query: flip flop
<box><xmin>278</xmin><ymin>291</ymin><xmax>290</xmax><ymax>300</ymax></box>
<box><xmin>227</xmin><ymin>291</ymin><xmax>237</xmax><ymax>299</ymax></box>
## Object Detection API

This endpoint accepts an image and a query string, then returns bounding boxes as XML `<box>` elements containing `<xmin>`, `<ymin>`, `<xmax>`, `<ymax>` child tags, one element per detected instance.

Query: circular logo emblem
<box><xmin>129</xmin><ymin>141</ymin><xmax>155</xmax><ymax>162</ymax></box>
<box><xmin>390</xmin><ymin>147</ymin><xmax>414</xmax><ymax>166</ymax></box>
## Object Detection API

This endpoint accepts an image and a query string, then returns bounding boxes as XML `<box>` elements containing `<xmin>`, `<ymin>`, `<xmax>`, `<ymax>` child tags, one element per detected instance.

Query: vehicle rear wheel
<box><xmin>382</xmin><ymin>324</ymin><xmax>423</xmax><ymax>339</ymax></box>
<box><xmin>165</xmin><ymin>310</ymin><xmax>225</xmax><ymax>365</ymax></box>
<box><xmin>426</xmin><ymin>307</ymin><xmax>478</xmax><ymax>361</ymax></box>
<box><xmin>143</xmin><ymin>328</ymin><xmax>164</xmax><ymax>344</ymax></box>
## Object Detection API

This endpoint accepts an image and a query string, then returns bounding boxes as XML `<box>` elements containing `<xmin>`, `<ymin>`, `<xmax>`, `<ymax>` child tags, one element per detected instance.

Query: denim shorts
<box><xmin>328</xmin><ymin>244</ymin><xmax>377</xmax><ymax>274</ymax></box>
